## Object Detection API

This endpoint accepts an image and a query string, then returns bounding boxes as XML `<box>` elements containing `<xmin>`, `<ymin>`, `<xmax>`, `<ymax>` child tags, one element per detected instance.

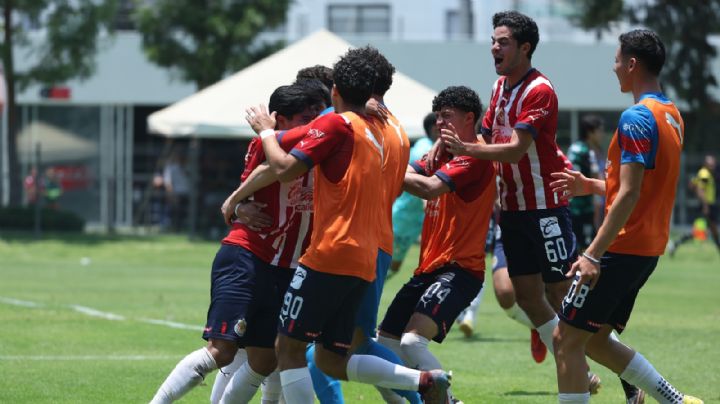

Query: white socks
<box><xmin>400</xmin><ymin>333</ymin><xmax>443</xmax><ymax>370</ymax></box>
<box><xmin>558</xmin><ymin>392</ymin><xmax>590</xmax><ymax>403</ymax></box>
<box><xmin>346</xmin><ymin>354</ymin><xmax>421</xmax><ymax>391</ymax></box>
<box><xmin>210</xmin><ymin>349</ymin><xmax>247</xmax><ymax>404</ymax></box>
<box><xmin>377</xmin><ymin>335</ymin><xmax>406</xmax><ymax>362</ymax></box>
<box><xmin>462</xmin><ymin>287</ymin><xmax>485</xmax><ymax>323</ymax></box>
<box><xmin>620</xmin><ymin>352</ymin><xmax>685</xmax><ymax>404</ymax></box>
<box><xmin>219</xmin><ymin>362</ymin><xmax>266</xmax><ymax>404</ymax></box>
<box><xmin>150</xmin><ymin>347</ymin><xmax>217</xmax><ymax>404</ymax></box>
<box><xmin>261</xmin><ymin>371</ymin><xmax>282</xmax><ymax>404</ymax></box>
<box><xmin>279</xmin><ymin>368</ymin><xmax>314</xmax><ymax>404</ymax></box>
<box><xmin>503</xmin><ymin>303</ymin><xmax>534</xmax><ymax>329</ymax></box>
<box><xmin>536</xmin><ymin>316</ymin><xmax>559</xmax><ymax>355</ymax></box>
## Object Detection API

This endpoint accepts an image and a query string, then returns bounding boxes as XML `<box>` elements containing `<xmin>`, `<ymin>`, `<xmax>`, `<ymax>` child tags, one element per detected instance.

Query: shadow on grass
<box><xmin>504</xmin><ymin>390</ymin><xmax>555</xmax><ymax>397</ymax></box>
<box><xmin>452</xmin><ymin>334</ymin><xmax>528</xmax><ymax>343</ymax></box>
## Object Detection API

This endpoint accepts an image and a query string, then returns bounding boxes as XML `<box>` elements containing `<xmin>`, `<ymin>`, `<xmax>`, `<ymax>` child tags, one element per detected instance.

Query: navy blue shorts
<box><xmin>378</xmin><ymin>265</ymin><xmax>483</xmax><ymax>343</ymax></box>
<box><xmin>491</xmin><ymin>224</ymin><xmax>507</xmax><ymax>273</ymax></box>
<box><xmin>354</xmin><ymin>249</ymin><xmax>392</xmax><ymax>338</ymax></box>
<box><xmin>278</xmin><ymin>265</ymin><xmax>369</xmax><ymax>356</ymax></box>
<box><xmin>203</xmin><ymin>244</ymin><xmax>281</xmax><ymax>348</ymax></box>
<box><xmin>500</xmin><ymin>207</ymin><xmax>577</xmax><ymax>283</ymax></box>
<box><xmin>559</xmin><ymin>252</ymin><xmax>658</xmax><ymax>333</ymax></box>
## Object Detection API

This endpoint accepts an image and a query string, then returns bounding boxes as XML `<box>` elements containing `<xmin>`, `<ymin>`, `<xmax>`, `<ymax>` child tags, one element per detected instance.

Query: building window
<box><xmin>445</xmin><ymin>8</ymin><xmax>473</xmax><ymax>40</ymax></box>
<box><xmin>327</xmin><ymin>4</ymin><xmax>391</xmax><ymax>37</ymax></box>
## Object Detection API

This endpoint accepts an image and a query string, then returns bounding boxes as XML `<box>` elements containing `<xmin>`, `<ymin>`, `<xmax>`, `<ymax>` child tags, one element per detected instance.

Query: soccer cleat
<box><xmin>682</xmin><ymin>396</ymin><xmax>704</xmax><ymax>404</ymax></box>
<box><xmin>419</xmin><ymin>370</ymin><xmax>452</xmax><ymax>404</ymax></box>
<box><xmin>588</xmin><ymin>372</ymin><xmax>602</xmax><ymax>395</ymax></box>
<box><xmin>449</xmin><ymin>394</ymin><xmax>464</xmax><ymax>404</ymax></box>
<box><xmin>459</xmin><ymin>319</ymin><xmax>474</xmax><ymax>338</ymax></box>
<box><xmin>530</xmin><ymin>329</ymin><xmax>547</xmax><ymax>363</ymax></box>
<box><xmin>626</xmin><ymin>388</ymin><xmax>645</xmax><ymax>404</ymax></box>
<box><xmin>667</xmin><ymin>240</ymin><xmax>677</xmax><ymax>258</ymax></box>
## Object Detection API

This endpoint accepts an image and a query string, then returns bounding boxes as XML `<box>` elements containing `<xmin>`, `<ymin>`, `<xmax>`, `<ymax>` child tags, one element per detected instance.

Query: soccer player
<box><xmin>550</xmin><ymin>29</ymin><xmax>702</xmax><ymax>404</ymax></box>
<box><xmin>246</xmin><ymin>48</ymin><xmax>450</xmax><ymax>404</ymax></box>
<box><xmin>439</xmin><ymin>8</ymin><xmax>575</xmax><ymax>365</ymax></box>
<box><xmin>377</xmin><ymin>86</ymin><xmax>495</xmax><ymax>404</ymax></box>
<box><xmin>388</xmin><ymin>112</ymin><xmax>439</xmax><ymax>277</ymax></box>
<box><xmin>149</xmin><ymin>84</ymin><xmax>324</xmax><ymax>404</ymax></box>
<box><xmin>568</xmin><ymin>115</ymin><xmax>604</xmax><ymax>250</ymax></box>
<box><xmin>668</xmin><ymin>154</ymin><xmax>720</xmax><ymax>256</ymax></box>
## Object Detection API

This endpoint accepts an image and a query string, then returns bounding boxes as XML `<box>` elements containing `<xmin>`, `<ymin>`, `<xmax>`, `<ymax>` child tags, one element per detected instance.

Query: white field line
<box><xmin>1</xmin><ymin>296</ymin><xmax>201</xmax><ymax>332</ymax></box>
<box><xmin>0</xmin><ymin>355</ymin><xmax>178</xmax><ymax>361</ymax></box>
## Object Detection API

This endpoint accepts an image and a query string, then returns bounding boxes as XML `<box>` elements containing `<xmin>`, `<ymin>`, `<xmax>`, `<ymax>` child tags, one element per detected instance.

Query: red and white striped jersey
<box><xmin>222</xmin><ymin>133</ymin><xmax>314</xmax><ymax>269</ymax></box>
<box><xmin>480</xmin><ymin>68</ymin><xmax>568</xmax><ymax>211</ymax></box>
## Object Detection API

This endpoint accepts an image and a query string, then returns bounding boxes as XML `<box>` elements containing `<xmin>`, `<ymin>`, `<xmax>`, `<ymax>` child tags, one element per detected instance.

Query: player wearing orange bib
<box><xmin>550</xmin><ymin>29</ymin><xmax>702</xmax><ymax>404</ymax></box>
<box><xmin>246</xmin><ymin>48</ymin><xmax>450</xmax><ymax>404</ymax></box>
<box><xmin>377</xmin><ymin>86</ymin><xmax>495</xmax><ymax>404</ymax></box>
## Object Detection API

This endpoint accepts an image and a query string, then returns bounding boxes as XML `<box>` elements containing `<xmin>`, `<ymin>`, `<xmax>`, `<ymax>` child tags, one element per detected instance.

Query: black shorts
<box><xmin>378</xmin><ymin>265</ymin><xmax>483</xmax><ymax>343</ymax></box>
<box><xmin>559</xmin><ymin>252</ymin><xmax>658</xmax><ymax>333</ymax></box>
<box><xmin>203</xmin><ymin>244</ymin><xmax>280</xmax><ymax>348</ymax></box>
<box><xmin>277</xmin><ymin>265</ymin><xmax>368</xmax><ymax>356</ymax></box>
<box><xmin>571</xmin><ymin>212</ymin><xmax>596</xmax><ymax>250</ymax></box>
<box><xmin>500</xmin><ymin>207</ymin><xmax>577</xmax><ymax>283</ymax></box>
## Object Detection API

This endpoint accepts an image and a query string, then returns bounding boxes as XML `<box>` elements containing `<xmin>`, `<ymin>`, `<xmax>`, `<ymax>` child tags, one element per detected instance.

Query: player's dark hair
<box><xmin>295</xmin><ymin>65</ymin><xmax>334</xmax><ymax>92</ymax></box>
<box><xmin>580</xmin><ymin>115</ymin><xmax>604</xmax><ymax>140</ymax></box>
<box><xmin>353</xmin><ymin>46</ymin><xmax>395</xmax><ymax>96</ymax></box>
<box><xmin>432</xmin><ymin>86</ymin><xmax>483</xmax><ymax>125</ymax></box>
<box><xmin>619</xmin><ymin>29</ymin><xmax>666</xmax><ymax>76</ymax></box>
<box><xmin>492</xmin><ymin>11</ymin><xmax>540</xmax><ymax>59</ymax></box>
<box><xmin>268</xmin><ymin>84</ymin><xmax>310</xmax><ymax>119</ymax></box>
<box><xmin>296</xmin><ymin>79</ymin><xmax>331</xmax><ymax>108</ymax></box>
<box><xmin>423</xmin><ymin>112</ymin><xmax>437</xmax><ymax>138</ymax></box>
<box><xmin>332</xmin><ymin>48</ymin><xmax>377</xmax><ymax>107</ymax></box>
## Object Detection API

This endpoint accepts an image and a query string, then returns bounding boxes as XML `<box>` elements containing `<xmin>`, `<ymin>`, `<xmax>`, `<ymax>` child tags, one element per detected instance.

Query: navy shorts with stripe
<box><xmin>378</xmin><ymin>265</ymin><xmax>483</xmax><ymax>343</ymax></box>
<box><xmin>203</xmin><ymin>244</ymin><xmax>281</xmax><ymax>348</ymax></box>
<box><xmin>277</xmin><ymin>265</ymin><xmax>369</xmax><ymax>356</ymax></box>
<box><xmin>500</xmin><ymin>207</ymin><xmax>577</xmax><ymax>283</ymax></box>
<box><xmin>559</xmin><ymin>252</ymin><xmax>658</xmax><ymax>333</ymax></box>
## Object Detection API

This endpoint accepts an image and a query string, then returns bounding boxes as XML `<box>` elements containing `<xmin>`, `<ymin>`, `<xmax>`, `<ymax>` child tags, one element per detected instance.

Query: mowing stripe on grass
<box><xmin>1</xmin><ymin>296</ymin><xmax>200</xmax><ymax>332</ymax></box>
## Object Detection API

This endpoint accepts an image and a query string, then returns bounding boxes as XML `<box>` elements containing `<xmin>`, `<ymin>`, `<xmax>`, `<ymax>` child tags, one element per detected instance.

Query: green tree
<box><xmin>134</xmin><ymin>0</ymin><xmax>290</xmax><ymax>90</ymax></box>
<box><xmin>1</xmin><ymin>0</ymin><xmax>118</xmax><ymax>205</ymax></box>
<box><xmin>570</xmin><ymin>0</ymin><xmax>720</xmax><ymax>109</ymax></box>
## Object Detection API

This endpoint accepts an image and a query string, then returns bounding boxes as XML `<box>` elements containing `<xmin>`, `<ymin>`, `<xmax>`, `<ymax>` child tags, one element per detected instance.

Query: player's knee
<box><xmin>400</xmin><ymin>332</ymin><xmax>430</xmax><ymax>358</ymax></box>
<box><xmin>247</xmin><ymin>351</ymin><xmax>278</xmax><ymax>376</ymax></box>
<box><xmin>494</xmin><ymin>287</ymin><xmax>516</xmax><ymax>309</ymax></box>
<box><xmin>206</xmin><ymin>340</ymin><xmax>237</xmax><ymax>368</ymax></box>
<box><xmin>314</xmin><ymin>347</ymin><xmax>347</xmax><ymax>380</ymax></box>
<box><xmin>275</xmin><ymin>335</ymin><xmax>307</xmax><ymax>370</ymax></box>
<box><xmin>552</xmin><ymin>323</ymin><xmax>585</xmax><ymax>356</ymax></box>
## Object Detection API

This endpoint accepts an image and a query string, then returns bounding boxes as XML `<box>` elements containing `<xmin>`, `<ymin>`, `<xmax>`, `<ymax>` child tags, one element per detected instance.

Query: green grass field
<box><xmin>1</xmin><ymin>232</ymin><xmax>718</xmax><ymax>403</ymax></box>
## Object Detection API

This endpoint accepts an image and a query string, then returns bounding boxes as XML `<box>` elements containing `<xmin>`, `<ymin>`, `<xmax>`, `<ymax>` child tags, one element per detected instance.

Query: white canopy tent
<box><xmin>148</xmin><ymin>30</ymin><xmax>437</xmax><ymax>139</ymax></box>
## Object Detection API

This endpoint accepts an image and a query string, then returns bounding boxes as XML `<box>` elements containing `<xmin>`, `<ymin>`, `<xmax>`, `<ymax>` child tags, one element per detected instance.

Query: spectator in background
<box><xmin>163</xmin><ymin>152</ymin><xmax>190</xmax><ymax>231</ymax></box>
<box><xmin>387</xmin><ymin>112</ymin><xmax>439</xmax><ymax>277</ymax></box>
<box><xmin>44</xmin><ymin>167</ymin><xmax>62</xmax><ymax>210</ymax></box>
<box><xmin>567</xmin><ymin>115</ymin><xmax>604</xmax><ymax>249</ymax></box>
<box><xmin>24</xmin><ymin>167</ymin><xmax>39</xmax><ymax>205</ymax></box>
<box><xmin>669</xmin><ymin>154</ymin><xmax>720</xmax><ymax>256</ymax></box>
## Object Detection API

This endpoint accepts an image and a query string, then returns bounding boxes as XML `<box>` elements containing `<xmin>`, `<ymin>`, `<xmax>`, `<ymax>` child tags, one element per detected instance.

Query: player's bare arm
<box><xmin>220</xmin><ymin>163</ymin><xmax>276</xmax><ymax>226</ymax></box>
<box><xmin>550</xmin><ymin>168</ymin><xmax>606</xmax><ymax>200</ymax></box>
<box><xmin>246</xmin><ymin>104</ymin><xmax>309</xmax><ymax>182</ymax></box>
<box><xmin>402</xmin><ymin>169</ymin><xmax>451</xmax><ymax>200</ymax></box>
<box><xmin>568</xmin><ymin>162</ymin><xmax>644</xmax><ymax>294</ymax></box>
<box><xmin>441</xmin><ymin>126</ymin><xmax>533</xmax><ymax>163</ymax></box>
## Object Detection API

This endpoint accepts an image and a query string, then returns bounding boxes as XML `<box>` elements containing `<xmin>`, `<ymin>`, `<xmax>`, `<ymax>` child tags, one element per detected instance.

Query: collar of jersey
<box><xmin>503</xmin><ymin>68</ymin><xmax>537</xmax><ymax>92</ymax></box>
<box><xmin>638</xmin><ymin>92</ymin><xmax>671</xmax><ymax>104</ymax></box>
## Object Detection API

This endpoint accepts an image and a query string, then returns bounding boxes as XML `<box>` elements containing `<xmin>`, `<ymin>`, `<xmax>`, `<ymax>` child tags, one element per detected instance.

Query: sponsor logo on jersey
<box><xmin>308</xmin><ymin>128</ymin><xmax>325</xmax><ymax>139</ymax></box>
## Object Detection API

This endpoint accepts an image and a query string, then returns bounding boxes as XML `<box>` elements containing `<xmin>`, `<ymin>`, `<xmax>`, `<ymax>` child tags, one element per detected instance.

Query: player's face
<box><xmin>278</xmin><ymin>106</ymin><xmax>319</xmax><ymax>130</ymax></box>
<box><xmin>436</xmin><ymin>107</ymin><xmax>472</xmax><ymax>135</ymax></box>
<box><xmin>491</xmin><ymin>26</ymin><xmax>524</xmax><ymax>76</ymax></box>
<box><xmin>613</xmin><ymin>47</ymin><xmax>632</xmax><ymax>93</ymax></box>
